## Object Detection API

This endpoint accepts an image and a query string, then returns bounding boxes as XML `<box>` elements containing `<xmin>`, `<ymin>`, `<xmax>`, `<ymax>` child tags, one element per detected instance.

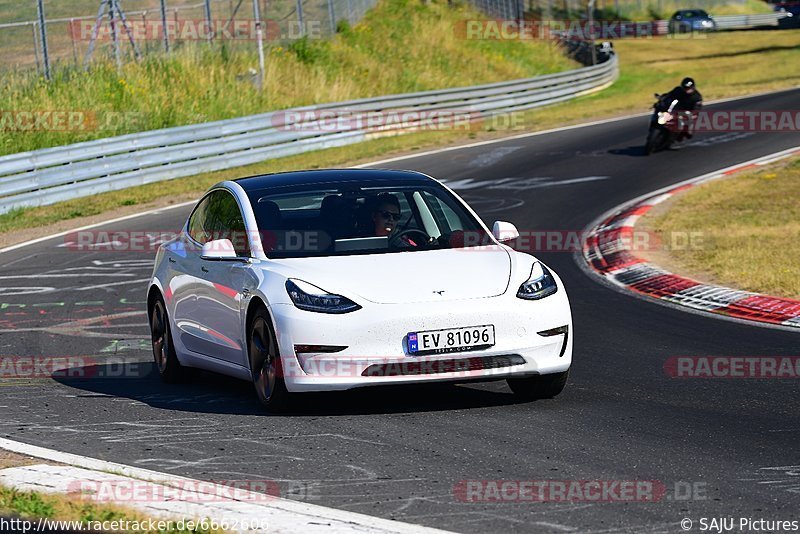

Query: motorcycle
<box><xmin>644</xmin><ymin>94</ymin><xmax>694</xmax><ymax>155</ymax></box>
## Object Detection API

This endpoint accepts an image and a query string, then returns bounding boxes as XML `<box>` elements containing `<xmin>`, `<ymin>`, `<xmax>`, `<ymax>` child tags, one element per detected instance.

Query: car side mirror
<box><xmin>201</xmin><ymin>239</ymin><xmax>241</xmax><ymax>260</ymax></box>
<box><xmin>492</xmin><ymin>221</ymin><xmax>520</xmax><ymax>243</ymax></box>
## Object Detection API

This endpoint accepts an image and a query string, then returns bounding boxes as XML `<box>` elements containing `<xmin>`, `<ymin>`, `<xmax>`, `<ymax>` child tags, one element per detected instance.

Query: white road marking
<box><xmin>467</xmin><ymin>146</ymin><xmax>522</xmax><ymax>167</ymax></box>
<box><xmin>0</xmin><ymin>273</ymin><xmax>136</xmax><ymax>279</ymax></box>
<box><xmin>443</xmin><ymin>176</ymin><xmax>609</xmax><ymax>191</ymax></box>
<box><xmin>0</xmin><ymin>286</ymin><xmax>55</xmax><ymax>296</ymax></box>
<box><xmin>686</xmin><ymin>132</ymin><xmax>754</xmax><ymax>147</ymax></box>
<box><xmin>73</xmin><ymin>278</ymin><xmax>150</xmax><ymax>292</ymax></box>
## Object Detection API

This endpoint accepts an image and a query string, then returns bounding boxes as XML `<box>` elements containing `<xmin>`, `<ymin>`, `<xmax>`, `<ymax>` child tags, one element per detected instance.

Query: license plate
<box><xmin>407</xmin><ymin>325</ymin><xmax>495</xmax><ymax>356</ymax></box>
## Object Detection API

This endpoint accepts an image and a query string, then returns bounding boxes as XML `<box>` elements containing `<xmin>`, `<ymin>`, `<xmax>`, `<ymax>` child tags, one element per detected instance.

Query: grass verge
<box><xmin>1</xmin><ymin>29</ymin><xmax>799</xmax><ymax>245</ymax></box>
<box><xmin>0</xmin><ymin>484</ymin><xmax>224</xmax><ymax>533</ymax></box>
<box><xmin>639</xmin><ymin>156</ymin><xmax>800</xmax><ymax>300</ymax></box>
<box><xmin>0</xmin><ymin>449</ymin><xmax>222</xmax><ymax>533</ymax></box>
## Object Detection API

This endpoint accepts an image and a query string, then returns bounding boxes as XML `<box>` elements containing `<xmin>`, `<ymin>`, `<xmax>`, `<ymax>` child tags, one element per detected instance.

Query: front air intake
<box><xmin>361</xmin><ymin>354</ymin><xmax>525</xmax><ymax>377</ymax></box>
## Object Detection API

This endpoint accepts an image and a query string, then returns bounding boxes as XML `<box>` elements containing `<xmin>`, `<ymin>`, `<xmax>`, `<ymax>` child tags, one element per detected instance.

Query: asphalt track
<box><xmin>1</xmin><ymin>88</ymin><xmax>799</xmax><ymax>533</ymax></box>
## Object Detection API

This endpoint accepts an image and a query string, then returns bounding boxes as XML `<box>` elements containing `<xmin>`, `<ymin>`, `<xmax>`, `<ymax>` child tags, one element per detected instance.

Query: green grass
<box><xmin>0</xmin><ymin>484</ymin><xmax>225</xmax><ymax>533</ymax></box>
<box><xmin>641</xmin><ymin>157</ymin><xmax>800</xmax><ymax>300</ymax></box>
<box><xmin>0</xmin><ymin>0</ymin><xmax>575</xmax><ymax>156</ymax></box>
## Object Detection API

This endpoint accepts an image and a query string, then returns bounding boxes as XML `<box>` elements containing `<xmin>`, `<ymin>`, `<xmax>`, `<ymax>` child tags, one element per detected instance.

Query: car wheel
<box><xmin>507</xmin><ymin>369</ymin><xmax>569</xmax><ymax>400</ymax></box>
<box><xmin>248</xmin><ymin>305</ymin><xmax>290</xmax><ymax>411</ymax></box>
<box><xmin>150</xmin><ymin>296</ymin><xmax>184</xmax><ymax>383</ymax></box>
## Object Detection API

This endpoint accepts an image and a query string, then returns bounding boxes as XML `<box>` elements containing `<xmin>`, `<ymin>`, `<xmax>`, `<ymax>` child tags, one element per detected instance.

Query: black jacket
<box><xmin>664</xmin><ymin>86</ymin><xmax>703</xmax><ymax>111</ymax></box>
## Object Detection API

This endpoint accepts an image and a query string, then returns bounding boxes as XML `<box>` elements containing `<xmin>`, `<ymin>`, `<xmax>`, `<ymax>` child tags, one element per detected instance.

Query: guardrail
<box><xmin>713</xmin><ymin>12</ymin><xmax>790</xmax><ymax>29</ymax></box>
<box><xmin>0</xmin><ymin>53</ymin><xmax>618</xmax><ymax>214</ymax></box>
<box><xmin>646</xmin><ymin>12</ymin><xmax>788</xmax><ymax>34</ymax></box>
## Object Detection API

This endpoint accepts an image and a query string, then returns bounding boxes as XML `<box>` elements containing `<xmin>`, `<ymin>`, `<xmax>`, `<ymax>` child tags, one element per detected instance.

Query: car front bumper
<box><xmin>269</xmin><ymin>290</ymin><xmax>573</xmax><ymax>392</ymax></box>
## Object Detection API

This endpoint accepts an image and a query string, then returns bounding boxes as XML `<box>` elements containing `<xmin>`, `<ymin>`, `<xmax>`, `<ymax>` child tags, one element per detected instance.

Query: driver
<box><xmin>664</xmin><ymin>77</ymin><xmax>703</xmax><ymax>112</ymax></box>
<box><xmin>663</xmin><ymin>77</ymin><xmax>703</xmax><ymax>141</ymax></box>
<box><xmin>370</xmin><ymin>193</ymin><xmax>421</xmax><ymax>247</ymax></box>
<box><xmin>371</xmin><ymin>193</ymin><xmax>402</xmax><ymax>237</ymax></box>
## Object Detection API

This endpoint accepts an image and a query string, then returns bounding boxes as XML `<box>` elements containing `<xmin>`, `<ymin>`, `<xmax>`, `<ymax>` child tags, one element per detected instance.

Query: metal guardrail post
<box><xmin>35</xmin><ymin>0</ymin><xmax>51</xmax><ymax>81</ymax></box>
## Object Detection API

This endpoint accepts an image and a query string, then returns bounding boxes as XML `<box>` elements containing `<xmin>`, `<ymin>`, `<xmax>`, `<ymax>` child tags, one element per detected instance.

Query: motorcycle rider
<box><xmin>662</xmin><ymin>77</ymin><xmax>703</xmax><ymax>141</ymax></box>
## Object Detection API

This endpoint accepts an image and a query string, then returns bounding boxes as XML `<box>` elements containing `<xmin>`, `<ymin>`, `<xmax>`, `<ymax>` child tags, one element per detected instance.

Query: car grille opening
<box><xmin>361</xmin><ymin>354</ymin><xmax>526</xmax><ymax>377</ymax></box>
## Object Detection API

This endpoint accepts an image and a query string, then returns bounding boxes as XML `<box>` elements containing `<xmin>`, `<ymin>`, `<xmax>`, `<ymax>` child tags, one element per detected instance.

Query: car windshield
<box><xmin>247</xmin><ymin>182</ymin><xmax>492</xmax><ymax>258</ymax></box>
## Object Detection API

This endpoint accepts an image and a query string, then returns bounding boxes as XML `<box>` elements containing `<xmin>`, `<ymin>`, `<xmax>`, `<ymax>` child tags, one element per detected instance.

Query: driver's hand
<box><xmin>400</xmin><ymin>235</ymin><xmax>419</xmax><ymax>247</ymax></box>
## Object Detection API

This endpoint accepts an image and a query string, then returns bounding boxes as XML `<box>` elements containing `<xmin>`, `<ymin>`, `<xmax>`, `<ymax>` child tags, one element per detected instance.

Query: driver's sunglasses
<box><xmin>380</xmin><ymin>211</ymin><xmax>401</xmax><ymax>221</ymax></box>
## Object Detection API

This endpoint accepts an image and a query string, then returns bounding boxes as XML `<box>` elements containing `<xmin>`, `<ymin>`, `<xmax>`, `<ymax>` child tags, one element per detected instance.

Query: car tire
<box><xmin>149</xmin><ymin>296</ymin><xmax>184</xmax><ymax>383</ymax></box>
<box><xmin>507</xmin><ymin>369</ymin><xmax>569</xmax><ymax>400</ymax></box>
<box><xmin>248</xmin><ymin>305</ymin><xmax>291</xmax><ymax>412</ymax></box>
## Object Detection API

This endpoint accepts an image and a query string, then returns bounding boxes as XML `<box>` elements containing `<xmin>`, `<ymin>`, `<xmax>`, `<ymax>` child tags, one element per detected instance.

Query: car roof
<box><xmin>234</xmin><ymin>168</ymin><xmax>435</xmax><ymax>193</ymax></box>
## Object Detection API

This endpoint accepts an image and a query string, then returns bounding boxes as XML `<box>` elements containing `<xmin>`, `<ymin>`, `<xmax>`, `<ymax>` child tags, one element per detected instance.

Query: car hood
<box><xmin>272</xmin><ymin>247</ymin><xmax>512</xmax><ymax>304</ymax></box>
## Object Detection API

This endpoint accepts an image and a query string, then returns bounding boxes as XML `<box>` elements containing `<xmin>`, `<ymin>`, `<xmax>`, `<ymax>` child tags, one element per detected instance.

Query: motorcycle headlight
<box><xmin>657</xmin><ymin>112</ymin><xmax>671</xmax><ymax>125</ymax></box>
<box><xmin>517</xmin><ymin>262</ymin><xmax>558</xmax><ymax>300</ymax></box>
<box><xmin>286</xmin><ymin>279</ymin><xmax>361</xmax><ymax>314</ymax></box>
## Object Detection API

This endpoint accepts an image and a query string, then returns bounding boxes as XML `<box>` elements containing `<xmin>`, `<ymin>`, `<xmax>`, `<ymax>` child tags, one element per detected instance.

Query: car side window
<box><xmin>187</xmin><ymin>194</ymin><xmax>212</xmax><ymax>245</ymax></box>
<box><xmin>205</xmin><ymin>190</ymin><xmax>250</xmax><ymax>257</ymax></box>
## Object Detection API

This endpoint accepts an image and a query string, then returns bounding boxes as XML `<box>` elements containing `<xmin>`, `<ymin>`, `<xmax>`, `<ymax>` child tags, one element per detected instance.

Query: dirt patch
<box><xmin>0</xmin><ymin>449</ymin><xmax>51</xmax><ymax>470</ymax></box>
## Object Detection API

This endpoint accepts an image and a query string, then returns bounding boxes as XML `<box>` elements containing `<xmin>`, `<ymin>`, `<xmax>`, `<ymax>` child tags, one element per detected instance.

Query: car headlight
<box><xmin>286</xmin><ymin>279</ymin><xmax>361</xmax><ymax>314</ymax></box>
<box><xmin>517</xmin><ymin>261</ymin><xmax>558</xmax><ymax>300</ymax></box>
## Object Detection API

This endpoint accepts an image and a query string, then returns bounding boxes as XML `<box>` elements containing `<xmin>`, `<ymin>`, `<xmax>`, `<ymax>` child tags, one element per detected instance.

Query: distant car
<box><xmin>668</xmin><ymin>10</ymin><xmax>717</xmax><ymax>33</ymax></box>
<box><xmin>774</xmin><ymin>2</ymin><xmax>799</xmax><ymax>27</ymax></box>
<box><xmin>147</xmin><ymin>169</ymin><xmax>573</xmax><ymax>410</ymax></box>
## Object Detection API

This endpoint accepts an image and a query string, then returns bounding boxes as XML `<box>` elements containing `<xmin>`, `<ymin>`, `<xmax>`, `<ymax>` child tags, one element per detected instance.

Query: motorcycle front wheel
<box><xmin>644</xmin><ymin>127</ymin><xmax>662</xmax><ymax>155</ymax></box>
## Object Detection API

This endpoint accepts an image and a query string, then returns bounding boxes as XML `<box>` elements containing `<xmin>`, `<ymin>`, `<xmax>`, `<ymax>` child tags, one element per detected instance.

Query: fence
<box><xmin>0</xmin><ymin>0</ymin><xmax>377</xmax><ymax>73</ymax></box>
<box><xmin>0</xmin><ymin>53</ymin><xmax>618</xmax><ymax>214</ymax></box>
<box><xmin>1</xmin><ymin>0</ymin><xmax>789</xmax><ymax>74</ymax></box>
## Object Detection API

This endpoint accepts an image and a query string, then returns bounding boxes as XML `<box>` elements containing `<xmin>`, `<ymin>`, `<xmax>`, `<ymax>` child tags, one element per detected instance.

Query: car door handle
<box><xmin>168</xmin><ymin>257</ymin><xmax>176</xmax><ymax>263</ymax></box>
<box><xmin>201</xmin><ymin>266</ymin><xmax>209</xmax><ymax>273</ymax></box>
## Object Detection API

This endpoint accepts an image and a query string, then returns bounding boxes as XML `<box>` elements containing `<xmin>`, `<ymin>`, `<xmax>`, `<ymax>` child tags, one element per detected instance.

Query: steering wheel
<box><xmin>390</xmin><ymin>229</ymin><xmax>431</xmax><ymax>248</ymax></box>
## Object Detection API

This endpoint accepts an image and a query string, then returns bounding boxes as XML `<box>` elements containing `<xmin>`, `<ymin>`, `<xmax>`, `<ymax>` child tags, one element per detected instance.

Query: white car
<box><xmin>147</xmin><ymin>169</ymin><xmax>573</xmax><ymax>410</ymax></box>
